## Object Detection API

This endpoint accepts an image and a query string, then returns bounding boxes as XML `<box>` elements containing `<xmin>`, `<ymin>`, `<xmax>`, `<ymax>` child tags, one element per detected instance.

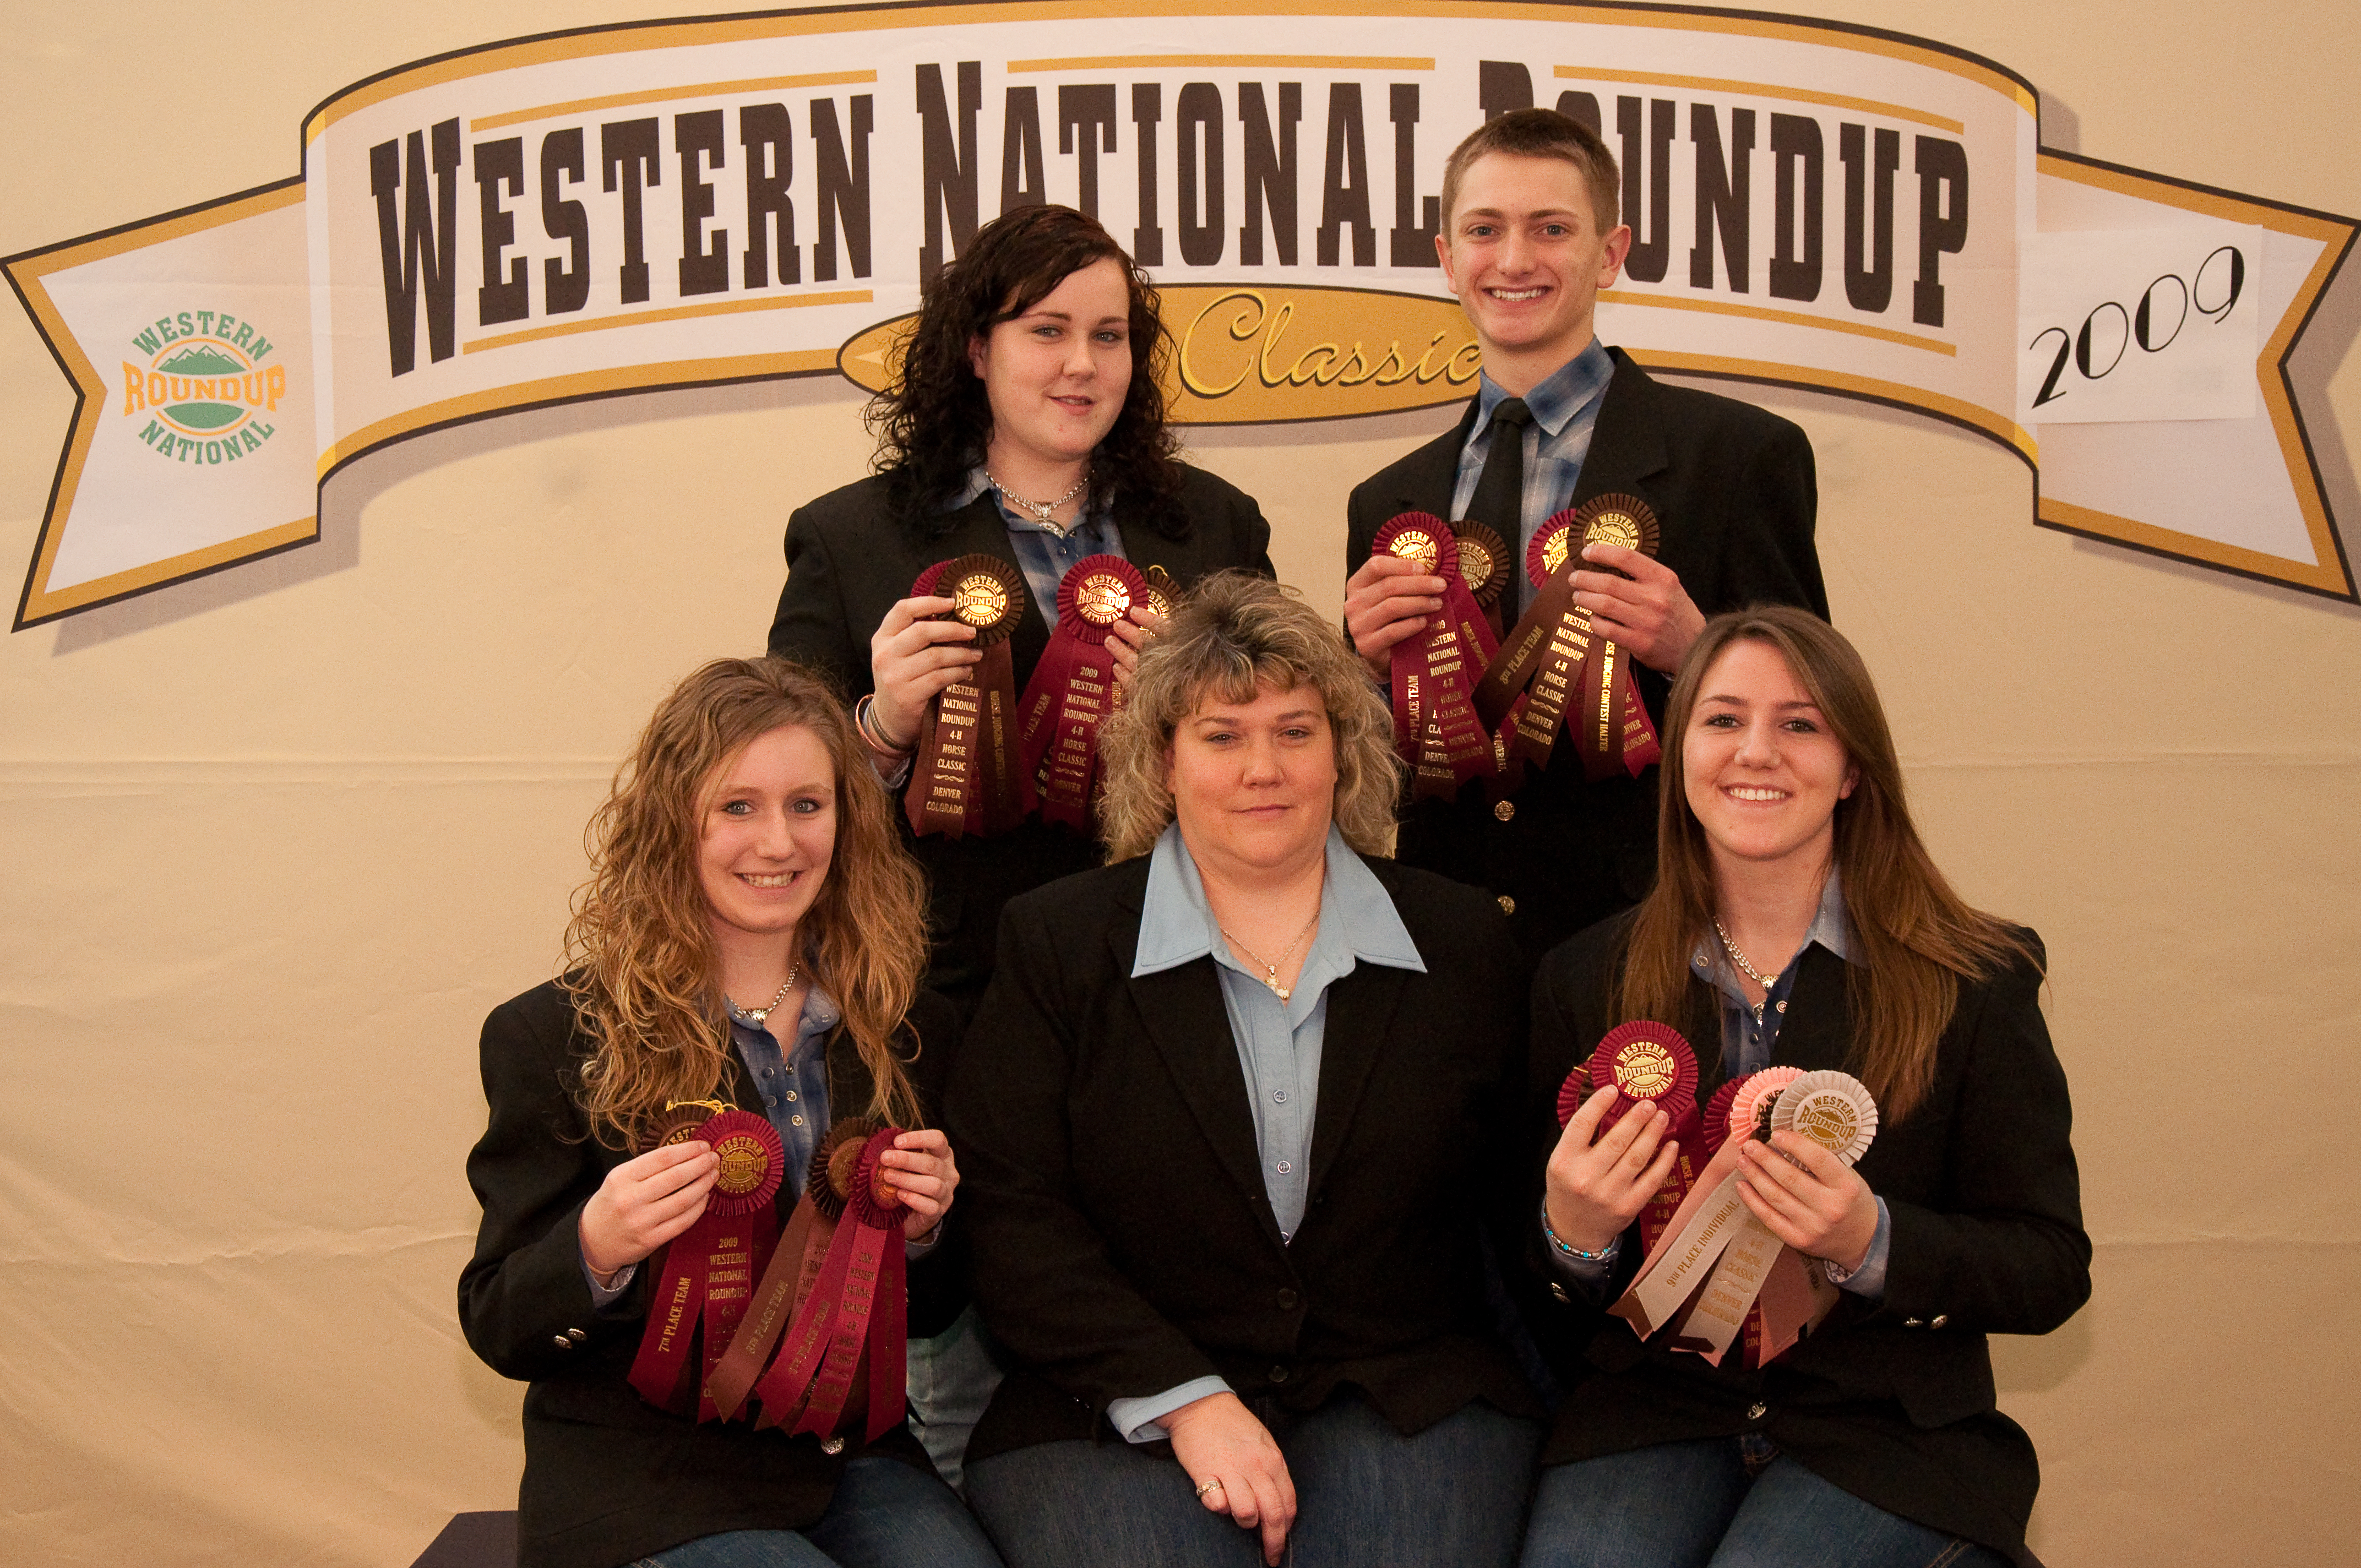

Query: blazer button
<box><xmin>1269</xmin><ymin>1365</ymin><xmax>1290</xmax><ymax>1384</ymax></box>
<box><xmin>1747</xmin><ymin>1402</ymin><xmax>1767</xmax><ymax>1421</ymax></box>
<box><xmin>567</xmin><ymin>1328</ymin><xmax>588</xmax><ymax>1343</ymax></box>
<box><xmin>1549</xmin><ymin>1283</ymin><xmax>1571</xmax><ymax>1305</ymax></box>
<box><xmin>1493</xmin><ymin>800</ymin><xmax>1516</xmax><ymax>822</ymax></box>
<box><xmin>1930</xmin><ymin>1314</ymin><xmax>1949</xmax><ymax>1329</ymax></box>
<box><xmin>551</xmin><ymin>1335</ymin><xmax>573</xmax><ymax>1350</ymax></box>
<box><xmin>1276</xmin><ymin>1288</ymin><xmax>1299</xmax><ymax>1310</ymax></box>
<box><xmin>820</xmin><ymin>1436</ymin><xmax>845</xmax><ymax>1456</ymax></box>
<box><xmin>1497</xmin><ymin>895</ymin><xmax>1516</xmax><ymax>916</ymax></box>
<box><xmin>1903</xmin><ymin>1317</ymin><xmax>1924</xmax><ymax>1329</ymax></box>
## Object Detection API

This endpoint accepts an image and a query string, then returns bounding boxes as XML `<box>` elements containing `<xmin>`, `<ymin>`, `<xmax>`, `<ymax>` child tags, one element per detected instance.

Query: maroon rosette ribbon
<box><xmin>1373</xmin><ymin>513</ymin><xmax>1500</xmax><ymax>801</ymax></box>
<box><xmin>906</xmin><ymin>557</ymin><xmax>1030</xmax><ymax>840</ymax></box>
<box><xmin>748</xmin><ymin>1125</ymin><xmax>912</xmax><ymax>1445</ymax></box>
<box><xmin>1019</xmin><ymin>555</ymin><xmax>1146</xmax><ymax>830</ymax></box>
<box><xmin>627</xmin><ymin>1108</ymin><xmax>785</xmax><ymax>1420</ymax></box>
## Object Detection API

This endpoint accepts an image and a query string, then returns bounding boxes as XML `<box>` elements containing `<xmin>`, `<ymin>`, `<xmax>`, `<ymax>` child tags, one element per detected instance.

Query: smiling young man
<box><xmin>1342</xmin><ymin>108</ymin><xmax>1829</xmax><ymax>964</ymax></box>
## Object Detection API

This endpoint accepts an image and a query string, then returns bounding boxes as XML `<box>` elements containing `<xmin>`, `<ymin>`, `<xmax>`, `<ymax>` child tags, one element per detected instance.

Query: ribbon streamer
<box><xmin>1018</xmin><ymin>556</ymin><xmax>1144</xmax><ymax>830</ymax></box>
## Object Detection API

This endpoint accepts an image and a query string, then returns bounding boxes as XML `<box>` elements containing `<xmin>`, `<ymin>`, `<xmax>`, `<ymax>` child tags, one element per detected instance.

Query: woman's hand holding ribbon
<box><xmin>579</xmin><ymin>1140</ymin><xmax>720</xmax><ymax>1277</ymax></box>
<box><xmin>1737</xmin><ymin>1131</ymin><xmax>1879</xmax><ymax>1272</ymax></box>
<box><xmin>1105</xmin><ymin>603</ymin><xmax>1165</xmax><ymax>696</ymax></box>
<box><xmin>867</xmin><ymin>595</ymin><xmax>982</xmax><ymax>751</ymax></box>
<box><xmin>1546</xmin><ymin>1085</ymin><xmax>1679</xmax><ymax>1254</ymax></box>
<box><xmin>1165</xmin><ymin>1390</ymin><xmax>1297</xmax><ymax>1566</ymax></box>
<box><xmin>877</xmin><ymin>1128</ymin><xmax>960</xmax><ymax>1240</ymax></box>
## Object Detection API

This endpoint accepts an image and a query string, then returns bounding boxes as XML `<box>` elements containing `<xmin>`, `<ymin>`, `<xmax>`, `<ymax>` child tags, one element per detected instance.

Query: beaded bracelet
<box><xmin>1539</xmin><ymin>1201</ymin><xmax>1616</xmax><ymax>1263</ymax></box>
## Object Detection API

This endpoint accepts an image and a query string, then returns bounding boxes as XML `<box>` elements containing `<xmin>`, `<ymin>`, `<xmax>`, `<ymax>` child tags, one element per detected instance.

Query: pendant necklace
<box><xmin>1220</xmin><ymin>910</ymin><xmax>1320</xmax><ymax>1002</ymax></box>
<box><xmin>730</xmin><ymin>961</ymin><xmax>801</xmax><ymax>1025</ymax></box>
<box><xmin>986</xmin><ymin>468</ymin><xmax>1088</xmax><ymax>533</ymax></box>
<box><xmin>1713</xmin><ymin>920</ymin><xmax>1781</xmax><ymax>1025</ymax></box>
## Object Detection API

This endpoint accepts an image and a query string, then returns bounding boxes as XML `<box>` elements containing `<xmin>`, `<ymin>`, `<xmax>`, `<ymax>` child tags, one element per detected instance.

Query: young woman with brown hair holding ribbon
<box><xmin>765</xmin><ymin>204</ymin><xmax>1272</xmax><ymax>1016</ymax></box>
<box><xmin>1519</xmin><ymin>606</ymin><xmax>2089</xmax><ymax>1568</ymax></box>
<box><xmin>458</xmin><ymin>657</ymin><xmax>1002</xmax><ymax>1568</ymax></box>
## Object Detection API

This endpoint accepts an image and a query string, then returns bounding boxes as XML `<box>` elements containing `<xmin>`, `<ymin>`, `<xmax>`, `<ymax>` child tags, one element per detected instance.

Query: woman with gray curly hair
<box><xmin>946</xmin><ymin>573</ymin><xmax>1544</xmax><ymax>1568</ymax></box>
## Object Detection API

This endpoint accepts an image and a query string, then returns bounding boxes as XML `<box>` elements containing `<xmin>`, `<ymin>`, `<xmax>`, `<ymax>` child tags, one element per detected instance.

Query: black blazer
<box><xmin>767</xmin><ymin>469</ymin><xmax>1274</xmax><ymax>1011</ymax></box>
<box><xmin>945</xmin><ymin>852</ymin><xmax>1544</xmax><ymax>1463</ymax></box>
<box><xmin>457</xmin><ymin>981</ymin><xmax>962</xmax><ymax>1568</ymax></box>
<box><xmin>1527</xmin><ymin>916</ymin><xmax>2090</xmax><ymax>1563</ymax></box>
<box><xmin>1346</xmin><ymin>350</ymin><xmax>1827</xmax><ymax>965</ymax></box>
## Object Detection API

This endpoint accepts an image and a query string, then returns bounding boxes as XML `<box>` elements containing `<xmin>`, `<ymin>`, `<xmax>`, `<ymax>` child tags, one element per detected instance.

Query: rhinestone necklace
<box><xmin>986</xmin><ymin>468</ymin><xmax>1088</xmax><ymax>531</ymax></box>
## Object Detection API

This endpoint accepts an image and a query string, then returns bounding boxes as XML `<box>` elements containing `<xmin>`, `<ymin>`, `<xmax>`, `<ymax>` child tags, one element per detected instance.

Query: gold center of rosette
<box><xmin>1457</xmin><ymin>537</ymin><xmax>1494</xmax><ymax>587</ymax></box>
<box><xmin>1790</xmin><ymin>1095</ymin><xmax>1860</xmax><ymax>1155</ymax></box>
<box><xmin>1388</xmin><ymin>529</ymin><xmax>1440</xmax><ymax>571</ymax></box>
<box><xmin>953</xmin><ymin>573</ymin><xmax>1009</xmax><ymax>629</ymax></box>
<box><xmin>1584</xmin><ymin>510</ymin><xmax>1641</xmax><ymax>551</ymax></box>
<box><xmin>1538</xmin><ymin>525</ymin><xmax>1574</xmax><ymax>579</ymax></box>
<box><xmin>713</xmin><ymin>1134</ymin><xmax>771</xmax><ymax>1197</ymax></box>
<box><xmin>1076</xmin><ymin>572</ymin><xmax>1131</xmax><ymax>626</ymax></box>
<box><xmin>1614</xmin><ymin>1040</ymin><xmax>1678</xmax><ymax>1099</ymax></box>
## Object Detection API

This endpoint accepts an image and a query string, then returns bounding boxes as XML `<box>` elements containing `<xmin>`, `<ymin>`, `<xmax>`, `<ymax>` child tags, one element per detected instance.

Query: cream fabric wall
<box><xmin>3</xmin><ymin>3</ymin><xmax>2355</xmax><ymax>1564</ymax></box>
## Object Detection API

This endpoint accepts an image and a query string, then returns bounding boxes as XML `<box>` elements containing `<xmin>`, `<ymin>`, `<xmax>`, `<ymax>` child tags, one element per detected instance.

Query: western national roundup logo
<box><xmin>119</xmin><ymin>311</ymin><xmax>286</xmax><ymax>467</ymax></box>
<box><xmin>4</xmin><ymin>1</ymin><xmax>2355</xmax><ymax>630</ymax></box>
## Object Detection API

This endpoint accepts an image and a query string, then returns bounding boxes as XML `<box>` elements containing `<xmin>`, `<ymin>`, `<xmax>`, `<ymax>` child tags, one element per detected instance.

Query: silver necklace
<box><xmin>1220</xmin><ymin>911</ymin><xmax>1320</xmax><ymax>1002</ymax></box>
<box><xmin>731</xmin><ymin>961</ymin><xmax>801</xmax><ymax>1025</ymax></box>
<box><xmin>986</xmin><ymin>468</ymin><xmax>1087</xmax><ymax>531</ymax></box>
<box><xmin>1713</xmin><ymin>920</ymin><xmax>1781</xmax><ymax>1024</ymax></box>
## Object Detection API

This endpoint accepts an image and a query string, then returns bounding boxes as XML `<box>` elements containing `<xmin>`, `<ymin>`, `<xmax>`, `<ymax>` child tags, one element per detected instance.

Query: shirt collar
<box><xmin>1133</xmin><ymin>823</ymin><xmax>1426</xmax><ymax>978</ymax></box>
<box><xmin>1473</xmin><ymin>337</ymin><xmax>1614</xmax><ymax>439</ymax></box>
<box><xmin>725</xmin><ymin>981</ymin><xmax>841</xmax><ymax>1042</ymax></box>
<box><xmin>1690</xmin><ymin>870</ymin><xmax>1859</xmax><ymax>982</ymax></box>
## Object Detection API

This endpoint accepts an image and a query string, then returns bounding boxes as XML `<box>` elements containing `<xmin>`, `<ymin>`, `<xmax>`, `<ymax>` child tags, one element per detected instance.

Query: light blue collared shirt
<box><xmin>1448</xmin><ymin>339</ymin><xmax>1616</xmax><ymax>615</ymax></box>
<box><xmin>1549</xmin><ymin>873</ymin><xmax>1891</xmax><ymax>1300</ymax></box>
<box><xmin>1105</xmin><ymin>823</ymin><xmax>1426</xmax><ymax>1442</ymax></box>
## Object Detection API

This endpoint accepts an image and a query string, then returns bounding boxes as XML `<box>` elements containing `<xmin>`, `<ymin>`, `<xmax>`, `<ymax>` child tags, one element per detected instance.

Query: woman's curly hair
<box><xmin>869</xmin><ymin>204</ymin><xmax>1189</xmax><ymax>542</ymax></box>
<box><xmin>561</xmin><ymin>658</ymin><xmax>929</xmax><ymax>1148</ymax></box>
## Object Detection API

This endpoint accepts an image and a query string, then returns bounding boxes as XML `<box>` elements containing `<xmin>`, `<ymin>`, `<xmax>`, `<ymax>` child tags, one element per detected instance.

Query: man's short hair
<box><xmin>1440</xmin><ymin>108</ymin><xmax>1622</xmax><ymax>235</ymax></box>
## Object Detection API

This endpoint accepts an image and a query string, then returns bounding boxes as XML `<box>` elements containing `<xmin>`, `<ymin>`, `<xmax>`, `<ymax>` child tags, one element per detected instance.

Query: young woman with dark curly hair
<box><xmin>764</xmin><ymin>204</ymin><xmax>1273</xmax><ymax>1017</ymax></box>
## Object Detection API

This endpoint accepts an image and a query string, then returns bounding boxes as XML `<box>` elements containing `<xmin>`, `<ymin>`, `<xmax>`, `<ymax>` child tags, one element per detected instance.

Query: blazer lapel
<box><xmin>1117</xmin><ymin>925</ymin><xmax>1289</xmax><ymax>1249</ymax></box>
<box><xmin>1769</xmin><ymin>946</ymin><xmax>1856</xmax><ymax>1075</ymax></box>
<box><xmin>1393</xmin><ymin>399</ymin><xmax>1481</xmax><ymax>518</ymax></box>
<box><xmin>1571</xmin><ymin>347</ymin><xmax>1671</xmax><ymax>508</ymax></box>
<box><xmin>1303</xmin><ymin>962</ymin><xmax>1411</xmax><ymax>1205</ymax></box>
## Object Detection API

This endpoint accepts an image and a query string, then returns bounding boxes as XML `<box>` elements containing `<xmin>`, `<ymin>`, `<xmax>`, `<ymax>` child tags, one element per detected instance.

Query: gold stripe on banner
<box><xmin>1009</xmin><ymin>55</ymin><xmax>1435</xmax><ymax>72</ymax></box>
<box><xmin>1631</xmin><ymin>350</ymin><xmax>2034</xmax><ymax>463</ymax></box>
<box><xmin>1552</xmin><ymin>67</ymin><xmax>1965</xmax><ymax>133</ymax></box>
<box><xmin>6</xmin><ymin>179</ymin><xmax>315</xmax><ymax>630</ymax></box>
<box><xmin>314</xmin><ymin>350</ymin><xmax>841</xmax><ymax>478</ymax></box>
<box><xmin>2034</xmin><ymin>150</ymin><xmax>2357</xmax><ymax>600</ymax></box>
<box><xmin>1598</xmin><ymin>291</ymin><xmax>1957</xmax><ymax>355</ymax></box>
<box><xmin>303</xmin><ymin>1</ymin><xmax>2036</xmax><ymax>141</ymax></box>
<box><xmin>464</xmin><ymin>291</ymin><xmax>874</xmax><ymax>355</ymax></box>
<box><xmin>471</xmin><ymin>72</ymin><xmax>878</xmax><ymax>132</ymax></box>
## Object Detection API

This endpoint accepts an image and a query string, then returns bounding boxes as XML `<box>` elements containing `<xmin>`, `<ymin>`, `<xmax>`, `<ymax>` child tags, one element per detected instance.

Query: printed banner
<box><xmin>7</xmin><ymin>1</ymin><xmax>2354</xmax><ymax>628</ymax></box>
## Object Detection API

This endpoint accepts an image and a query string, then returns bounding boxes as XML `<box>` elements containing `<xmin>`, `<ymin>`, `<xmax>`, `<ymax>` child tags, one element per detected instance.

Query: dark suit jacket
<box><xmin>767</xmin><ymin>470</ymin><xmax>1274</xmax><ymax>1012</ymax></box>
<box><xmin>946</xmin><ymin>852</ymin><xmax>1544</xmax><ymax>1463</ymax></box>
<box><xmin>457</xmin><ymin>981</ymin><xmax>962</xmax><ymax>1568</ymax></box>
<box><xmin>1527</xmin><ymin>917</ymin><xmax>2089</xmax><ymax>1563</ymax></box>
<box><xmin>1346</xmin><ymin>350</ymin><xmax>1827</xmax><ymax>965</ymax></box>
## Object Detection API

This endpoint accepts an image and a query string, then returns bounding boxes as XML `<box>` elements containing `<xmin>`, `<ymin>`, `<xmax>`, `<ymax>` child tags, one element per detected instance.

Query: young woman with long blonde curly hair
<box><xmin>459</xmin><ymin>656</ymin><xmax>1002</xmax><ymax>1568</ymax></box>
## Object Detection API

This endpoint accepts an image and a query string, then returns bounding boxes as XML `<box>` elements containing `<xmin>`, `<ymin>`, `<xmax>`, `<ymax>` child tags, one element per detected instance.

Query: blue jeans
<box><xmin>965</xmin><ymin>1390</ymin><xmax>1541</xmax><ymax>1568</ymax></box>
<box><xmin>1519</xmin><ymin>1439</ymin><xmax>2011</xmax><ymax>1568</ymax></box>
<box><xmin>634</xmin><ymin>1455</ymin><xmax>1003</xmax><ymax>1568</ymax></box>
<box><xmin>907</xmin><ymin>1304</ymin><xmax>1008</xmax><ymax>1494</ymax></box>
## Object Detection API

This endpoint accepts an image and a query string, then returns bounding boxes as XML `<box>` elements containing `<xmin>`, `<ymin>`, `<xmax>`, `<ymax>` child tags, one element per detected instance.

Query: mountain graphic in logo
<box><xmin>157</xmin><ymin>345</ymin><xmax>245</xmax><ymax>376</ymax></box>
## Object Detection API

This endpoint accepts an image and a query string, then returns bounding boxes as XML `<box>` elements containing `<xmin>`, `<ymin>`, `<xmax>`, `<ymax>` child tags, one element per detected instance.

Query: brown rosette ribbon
<box><xmin>627</xmin><ymin>1107</ymin><xmax>785</xmax><ymax>1420</ymax></box>
<box><xmin>745</xmin><ymin>1122</ymin><xmax>912</xmax><ymax>1444</ymax></box>
<box><xmin>1449</xmin><ymin>519</ymin><xmax>1513</xmax><ymax>643</ymax></box>
<box><xmin>1472</xmin><ymin>494</ymin><xmax>1665</xmax><ymax>780</ymax></box>
<box><xmin>1374</xmin><ymin>513</ymin><xmax>1501</xmax><ymax>801</ymax></box>
<box><xmin>1140</xmin><ymin>563</ymin><xmax>1179</xmax><ymax>623</ymax></box>
<box><xmin>906</xmin><ymin>556</ymin><xmax>1030</xmax><ymax>840</ymax></box>
<box><xmin>1018</xmin><ymin>555</ymin><xmax>1146</xmax><ymax>831</ymax></box>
